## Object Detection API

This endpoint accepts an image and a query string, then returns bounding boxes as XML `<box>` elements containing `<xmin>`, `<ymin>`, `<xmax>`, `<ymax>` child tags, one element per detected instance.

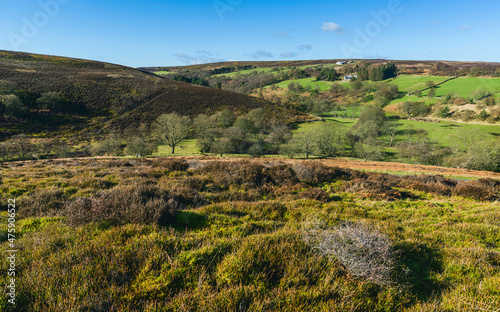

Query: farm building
<box><xmin>343</xmin><ymin>74</ymin><xmax>358</xmax><ymax>81</ymax></box>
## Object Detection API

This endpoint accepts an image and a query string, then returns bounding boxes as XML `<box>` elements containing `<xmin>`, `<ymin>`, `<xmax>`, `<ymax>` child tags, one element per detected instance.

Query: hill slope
<box><xmin>0</xmin><ymin>51</ymin><xmax>299</xmax><ymax>140</ymax></box>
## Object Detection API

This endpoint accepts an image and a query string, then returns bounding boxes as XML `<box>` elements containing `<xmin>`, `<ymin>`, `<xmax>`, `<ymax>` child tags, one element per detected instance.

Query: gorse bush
<box><xmin>303</xmin><ymin>220</ymin><xmax>397</xmax><ymax>287</ymax></box>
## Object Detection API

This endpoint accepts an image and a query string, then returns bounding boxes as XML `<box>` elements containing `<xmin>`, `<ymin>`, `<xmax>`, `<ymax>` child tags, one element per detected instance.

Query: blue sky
<box><xmin>1</xmin><ymin>0</ymin><xmax>499</xmax><ymax>67</ymax></box>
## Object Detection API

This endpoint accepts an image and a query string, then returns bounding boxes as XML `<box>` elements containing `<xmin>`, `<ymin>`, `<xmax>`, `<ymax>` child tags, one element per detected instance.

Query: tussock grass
<box><xmin>0</xmin><ymin>157</ymin><xmax>499</xmax><ymax>311</ymax></box>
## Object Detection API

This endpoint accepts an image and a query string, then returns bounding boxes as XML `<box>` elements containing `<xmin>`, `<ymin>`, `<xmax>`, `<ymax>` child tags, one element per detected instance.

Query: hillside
<box><xmin>145</xmin><ymin>59</ymin><xmax>500</xmax><ymax>124</ymax></box>
<box><xmin>0</xmin><ymin>51</ymin><xmax>300</xmax><ymax>140</ymax></box>
<box><xmin>1</xmin><ymin>157</ymin><xmax>500</xmax><ymax>311</ymax></box>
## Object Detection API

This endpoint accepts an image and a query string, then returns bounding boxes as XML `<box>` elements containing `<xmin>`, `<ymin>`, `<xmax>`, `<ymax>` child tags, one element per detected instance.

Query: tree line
<box><xmin>1</xmin><ymin>106</ymin><xmax>499</xmax><ymax>172</ymax></box>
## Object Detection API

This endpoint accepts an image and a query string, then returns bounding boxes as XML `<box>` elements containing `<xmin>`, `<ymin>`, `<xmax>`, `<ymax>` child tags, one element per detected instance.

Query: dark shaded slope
<box><xmin>0</xmin><ymin>50</ymin><xmax>299</xmax><ymax>138</ymax></box>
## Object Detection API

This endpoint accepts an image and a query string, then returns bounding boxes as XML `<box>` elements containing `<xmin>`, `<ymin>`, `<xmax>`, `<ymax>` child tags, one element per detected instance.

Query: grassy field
<box><xmin>395</xmin><ymin>119</ymin><xmax>500</xmax><ymax>146</ymax></box>
<box><xmin>152</xmin><ymin>139</ymin><xmax>200</xmax><ymax>157</ymax></box>
<box><xmin>211</xmin><ymin>64</ymin><xmax>339</xmax><ymax>78</ymax></box>
<box><xmin>154</xmin><ymin>71</ymin><xmax>171</xmax><ymax>76</ymax></box>
<box><xmin>268</xmin><ymin>78</ymin><xmax>350</xmax><ymax>92</ymax></box>
<box><xmin>212</xmin><ymin>67</ymin><xmax>275</xmax><ymax>77</ymax></box>
<box><xmin>420</xmin><ymin>77</ymin><xmax>500</xmax><ymax>98</ymax></box>
<box><xmin>294</xmin><ymin>117</ymin><xmax>500</xmax><ymax>146</ymax></box>
<box><xmin>1</xmin><ymin>157</ymin><xmax>500</xmax><ymax>311</ymax></box>
<box><xmin>387</xmin><ymin>75</ymin><xmax>452</xmax><ymax>92</ymax></box>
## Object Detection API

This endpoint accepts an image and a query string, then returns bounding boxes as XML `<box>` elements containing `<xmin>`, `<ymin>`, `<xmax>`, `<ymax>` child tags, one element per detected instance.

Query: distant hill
<box><xmin>142</xmin><ymin>59</ymin><xmax>500</xmax><ymax>124</ymax></box>
<box><xmin>140</xmin><ymin>59</ymin><xmax>500</xmax><ymax>75</ymax></box>
<box><xmin>0</xmin><ymin>51</ymin><xmax>300</xmax><ymax>140</ymax></box>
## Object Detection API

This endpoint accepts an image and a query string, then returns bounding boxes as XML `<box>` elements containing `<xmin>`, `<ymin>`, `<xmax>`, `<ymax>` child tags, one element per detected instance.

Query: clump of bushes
<box><xmin>151</xmin><ymin>158</ymin><xmax>190</xmax><ymax>171</ymax></box>
<box><xmin>291</xmin><ymin>162</ymin><xmax>351</xmax><ymax>183</ymax></box>
<box><xmin>62</xmin><ymin>184</ymin><xmax>180</xmax><ymax>226</ymax></box>
<box><xmin>18</xmin><ymin>188</ymin><xmax>68</xmax><ymax>217</ymax></box>
<box><xmin>197</xmin><ymin>161</ymin><xmax>298</xmax><ymax>189</ymax></box>
<box><xmin>452</xmin><ymin>181</ymin><xmax>499</xmax><ymax>201</ymax></box>
<box><xmin>342</xmin><ymin>179</ymin><xmax>401</xmax><ymax>201</ymax></box>
<box><xmin>303</xmin><ymin>220</ymin><xmax>397</xmax><ymax>286</ymax></box>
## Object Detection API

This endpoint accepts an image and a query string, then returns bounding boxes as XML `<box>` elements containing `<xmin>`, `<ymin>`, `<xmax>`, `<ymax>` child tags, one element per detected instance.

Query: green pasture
<box><xmin>268</xmin><ymin>78</ymin><xmax>350</xmax><ymax>92</ymax></box>
<box><xmin>212</xmin><ymin>67</ymin><xmax>275</xmax><ymax>77</ymax></box>
<box><xmin>153</xmin><ymin>139</ymin><xmax>199</xmax><ymax>156</ymax></box>
<box><xmin>154</xmin><ymin>71</ymin><xmax>171</xmax><ymax>76</ymax></box>
<box><xmin>387</xmin><ymin>75</ymin><xmax>452</xmax><ymax>92</ymax></box>
<box><xmin>295</xmin><ymin>117</ymin><xmax>500</xmax><ymax>147</ymax></box>
<box><xmin>421</xmin><ymin>77</ymin><xmax>500</xmax><ymax>98</ymax></box>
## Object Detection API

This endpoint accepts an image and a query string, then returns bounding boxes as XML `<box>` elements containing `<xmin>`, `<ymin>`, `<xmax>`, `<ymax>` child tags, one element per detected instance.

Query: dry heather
<box><xmin>0</xmin><ymin>157</ymin><xmax>499</xmax><ymax>311</ymax></box>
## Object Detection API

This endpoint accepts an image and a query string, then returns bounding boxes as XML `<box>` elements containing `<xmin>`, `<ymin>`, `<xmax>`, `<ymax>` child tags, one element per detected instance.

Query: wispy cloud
<box><xmin>274</xmin><ymin>32</ymin><xmax>292</xmax><ymax>38</ymax></box>
<box><xmin>245</xmin><ymin>50</ymin><xmax>274</xmax><ymax>59</ymax></box>
<box><xmin>460</xmin><ymin>24</ymin><xmax>473</xmax><ymax>31</ymax></box>
<box><xmin>363</xmin><ymin>54</ymin><xmax>388</xmax><ymax>60</ymax></box>
<box><xmin>280</xmin><ymin>52</ymin><xmax>299</xmax><ymax>58</ymax></box>
<box><xmin>297</xmin><ymin>44</ymin><xmax>312</xmax><ymax>51</ymax></box>
<box><xmin>321</xmin><ymin>22</ymin><xmax>345</xmax><ymax>35</ymax></box>
<box><xmin>173</xmin><ymin>51</ymin><xmax>223</xmax><ymax>65</ymax></box>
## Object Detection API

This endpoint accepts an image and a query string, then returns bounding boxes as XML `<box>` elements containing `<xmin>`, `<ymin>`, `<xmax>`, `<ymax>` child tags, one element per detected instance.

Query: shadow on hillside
<box><xmin>171</xmin><ymin>211</ymin><xmax>207</xmax><ymax>231</ymax></box>
<box><xmin>395</xmin><ymin>242</ymin><xmax>447</xmax><ymax>302</ymax></box>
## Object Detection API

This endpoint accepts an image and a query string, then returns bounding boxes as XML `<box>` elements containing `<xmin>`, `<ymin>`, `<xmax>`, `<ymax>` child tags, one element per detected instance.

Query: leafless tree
<box><xmin>154</xmin><ymin>113</ymin><xmax>191</xmax><ymax>154</ymax></box>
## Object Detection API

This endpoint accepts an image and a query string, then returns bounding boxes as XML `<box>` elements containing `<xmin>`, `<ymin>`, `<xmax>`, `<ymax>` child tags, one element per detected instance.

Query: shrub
<box><xmin>198</xmin><ymin>161</ymin><xmax>298</xmax><ymax>189</ymax></box>
<box><xmin>62</xmin><ymin>184</ymin><xmax>180</xmax><ymax>226</ymax></box>
<box><xmin>263</xmin><ymin>164</ymin><xmax>299</xmax><ymax>186</ymax></box>
<box><xmin>18</xmin><ymin>188</ymin><xmax>68</xmax><ymax>217</ymax></box>
<box><xmin>302</xmin><ymin>220</ymin><xmax>396</xmax><ymax>286</ymax></box>
<box><xmin>292</xmin><ymin>162</ymin><xmax>351</xmax><ymax>183</ymax></box>
<box><xmin>452</xmin><ymin>181</ymin><xmax>498</xmax><ymax>201</ymax></box>
<box><xmin>151</xmin><ymin>158</ymin><xmax>189</xmax><ymax>171</ymax></box>
<box><xmin>342</xmin><ymin>179</ymin><xmax>401</xmax><ymax>201</ymax></box>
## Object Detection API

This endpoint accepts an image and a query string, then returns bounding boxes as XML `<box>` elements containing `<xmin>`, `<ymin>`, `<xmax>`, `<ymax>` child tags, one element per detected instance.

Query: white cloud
<box><xmin>173</xmin><ymin>51</ymin><xmax>223</xmax><ymax>65</ymax></box>
<box><xmin>274</xmin><ymin>32</ymin><xmax>292</xmax><ymax>38</ymax></box>
<box><xmin>460</xmin><ymin>24</ymin><xmax>473</xmax><ymax>31</ymax></box>
<box><xmin>321</xmin><ymin>22</ymin><xmax>345</xmax><ymax>34</ymax></box>
<box><xmin>245</xmin><ymin>50</ymin><xmax>274</xmax><ymax>59</ymax></box>
<box><xmin>280</xmin><ymin>52</ymin><xmax>299</xmax><ymax>58</ymax></box>
<box><xmin>297</xmin><ymin>44</ymin><xmax>312</xmax><ymax>51</ymax></box>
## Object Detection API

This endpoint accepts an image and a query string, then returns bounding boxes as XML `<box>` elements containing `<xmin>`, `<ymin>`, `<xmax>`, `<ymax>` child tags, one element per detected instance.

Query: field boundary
<box><xmin>407</xmin><ymin>76</ymin><xmax>459</xmax><ymax>96</ymax></box>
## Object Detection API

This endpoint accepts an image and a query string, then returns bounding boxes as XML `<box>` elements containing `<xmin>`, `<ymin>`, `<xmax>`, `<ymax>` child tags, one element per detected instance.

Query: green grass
<box><xmin>211</xmin><ymin>64</ymin><xmax>339</xmax><ymax>78</ymax></box>
<box><xmin>396</xmin><ymin>119</ymin><xmax>500</xmax><ymax>146</ymax></box>
<box><xmin>421</xmin><ymin>77</ymin><xmax>500</xmax><ymax>98</ymax></box>
<box><xmin>212</xmin><ymin>67</ymin><xmax>275</xmax><ymax>77</ymax></box>
<box><xmin>152</xmin><ymin>139</ymin><xmax>199</xmax><ymax>156</ymax></box>
<box><xmin>294</xmin><ymin>117</ymin><xmax>357</xmax><ymax>133</ymax></box>
<box><xmin>295</xmin><ymin>117</ymin><xmax>500</xmax><ymax>147</ymax></box>
<box><xmin>387</xmin><ymin>75</ymin><xmax>452</xmax><ymax>92</ymax></box>
<box><xmin>268</xmin><ymin>78</ymin><xmax>349</xmax><ymax>92</ymax></box>
<box><xmin>1</xmin><ymin>158</ymin><xmax>500</xmax><ymax>311</ymax></box>
<box><xmin>154</xmin><ymin>71</ymin><xmax>171</xmax><ymax>76</ymax></box>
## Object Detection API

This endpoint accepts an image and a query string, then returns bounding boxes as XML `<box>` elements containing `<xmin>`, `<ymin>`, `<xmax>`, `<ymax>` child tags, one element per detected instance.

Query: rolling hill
<box><xmin>0</xmin><ymin>51</ymin><xmax>301</xmax><ymax>140</ymax></box>
<box><xmin>144</xmin><ymin>59</ymin><xmax>500</xmax><ymax>125</ymax></box>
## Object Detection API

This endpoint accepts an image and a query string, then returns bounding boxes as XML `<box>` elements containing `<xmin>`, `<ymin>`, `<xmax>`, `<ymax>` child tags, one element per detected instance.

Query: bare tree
<box><xmin>293</xmin><ymin>132</ymin><xmax>315</xmax><ymax>160</ymax></box>
<box><xmin>449</xmin><ymin>128</ymin><xmax>480</xmax><ymax>154</ymax></box>
<box><xmin>154</xmin><ymin>113</ymin><xmax>190</xmax><ymax>154</ymax></box>
<box><xmin>10</xmin><ymin>134</ymin><xmax>35</xmax><ymax>160</ymax></box>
